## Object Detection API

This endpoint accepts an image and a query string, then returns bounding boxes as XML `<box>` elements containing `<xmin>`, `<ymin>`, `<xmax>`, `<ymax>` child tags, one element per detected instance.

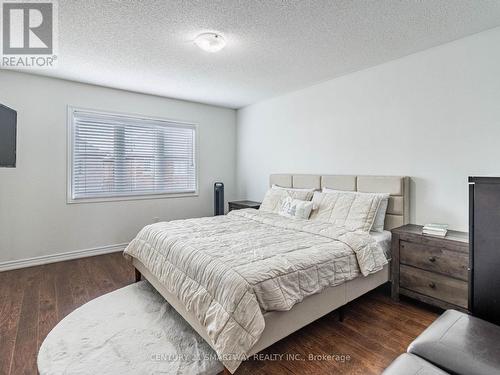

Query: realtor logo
<box><xmin>1</xmin><ymin>0</ymin><xmax>57</xmax><ymax>68</ymax></box>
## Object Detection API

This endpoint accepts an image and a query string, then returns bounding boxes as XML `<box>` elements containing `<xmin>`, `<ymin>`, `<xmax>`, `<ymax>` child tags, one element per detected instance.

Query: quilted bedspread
<box><xmin>123</xmin><ymin>209</ymin><xmax>387</xmax><ymax>372</ymax></box>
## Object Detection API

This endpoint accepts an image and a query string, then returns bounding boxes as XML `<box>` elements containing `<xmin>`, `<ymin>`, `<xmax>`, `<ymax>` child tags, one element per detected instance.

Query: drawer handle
<box><xmin>428</xmin><ymin>282</ymin><xmax>436</xmax><ymax>289</ymax></box>
<box><xmin>428</xmin><ymin>256</ymin><xmax>436</xmax><ymax>263</ymax></box>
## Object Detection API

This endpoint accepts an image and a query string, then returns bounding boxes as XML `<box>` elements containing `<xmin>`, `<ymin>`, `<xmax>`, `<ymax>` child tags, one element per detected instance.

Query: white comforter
<box><xmin>124</xmin><ymin>209</ymin><xmax>387</xmax><ymax>372</ymax></box>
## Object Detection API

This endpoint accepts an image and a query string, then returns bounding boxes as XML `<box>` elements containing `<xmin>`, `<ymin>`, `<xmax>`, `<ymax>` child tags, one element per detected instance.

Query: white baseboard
<box><xmin>0</xmin><ymin>243</ymin><xmax>129</xmax><ymax>272</ymax></box>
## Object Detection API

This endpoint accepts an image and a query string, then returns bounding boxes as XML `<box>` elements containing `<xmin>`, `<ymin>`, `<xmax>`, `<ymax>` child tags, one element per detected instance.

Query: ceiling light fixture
<box><xmin>194</xmin><ymin>33</ymin><xmax>226</xmax><ymax>53</ymax></box>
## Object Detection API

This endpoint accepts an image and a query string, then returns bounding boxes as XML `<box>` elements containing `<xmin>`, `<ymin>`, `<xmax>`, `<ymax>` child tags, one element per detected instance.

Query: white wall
<box><xmin>0</xmin><ymin>71</ymin><xmax>236</xmax><ymax>264</ymax></box>
<box><xmin>237</xmin><ymin>27</ymin><xmax>500</xmax><ymax>232</ymax></box>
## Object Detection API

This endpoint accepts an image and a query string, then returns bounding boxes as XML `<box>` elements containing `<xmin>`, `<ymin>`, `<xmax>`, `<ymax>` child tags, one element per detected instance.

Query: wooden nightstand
<box><xmin>228</xmin><ymin>200</ymin><xmax>261</xmax><ymax>212</ymax></box>
<box><xmin>391</xmin><ymin>224</ymin><xmax>469</xmax><ymax>312</ymax></box>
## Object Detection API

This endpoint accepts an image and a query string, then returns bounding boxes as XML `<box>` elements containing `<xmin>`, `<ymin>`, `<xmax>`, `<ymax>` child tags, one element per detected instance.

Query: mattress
<box><xmin>371</xmin><ymin>230</ymin><xmax>392</xmax><ymax>259</ymax></box>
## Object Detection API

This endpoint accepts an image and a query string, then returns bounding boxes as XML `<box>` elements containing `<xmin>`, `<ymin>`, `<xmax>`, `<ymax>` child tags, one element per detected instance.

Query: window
<box><xmin>68</xmin><ymin>108</ymin><xmax>197</xmax><ymax>202</ymax></box>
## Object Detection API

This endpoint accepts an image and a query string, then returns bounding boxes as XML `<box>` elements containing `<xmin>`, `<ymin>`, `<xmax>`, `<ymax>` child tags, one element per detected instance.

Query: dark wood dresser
<box><xmin>228</xmin><ymin>200</ymin><xmax>261</xmax><ymax>212</ymax></box>
<box><xmin>391</xmin><ymin>224</ymin><xmax>469</xmax><ymax>312</ymax></box>
<box><xmin>469</xmin><ymin>176</ymin><xmax>500</xmax><ymax>325</ymax></box>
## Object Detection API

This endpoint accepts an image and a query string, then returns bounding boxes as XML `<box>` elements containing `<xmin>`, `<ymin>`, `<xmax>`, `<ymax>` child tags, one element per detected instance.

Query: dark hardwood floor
<box><xmin>0</xmin><ymin>253</ymin><xmax>439</xmax><ymax>375</ymax></box>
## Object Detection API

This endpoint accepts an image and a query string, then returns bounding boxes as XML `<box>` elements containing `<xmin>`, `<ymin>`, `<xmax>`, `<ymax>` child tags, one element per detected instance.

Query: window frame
<box><xmin>67</xmin><ymin>106</ymin><xmax>199</xmax><ymax>204</ymax></box>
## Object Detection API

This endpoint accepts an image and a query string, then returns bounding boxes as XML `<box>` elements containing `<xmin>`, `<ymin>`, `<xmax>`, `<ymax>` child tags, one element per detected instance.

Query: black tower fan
<box><xmin>214</xmin><ymin>182</ymin><xmax>224</xmax><ymax>216</ymax></box>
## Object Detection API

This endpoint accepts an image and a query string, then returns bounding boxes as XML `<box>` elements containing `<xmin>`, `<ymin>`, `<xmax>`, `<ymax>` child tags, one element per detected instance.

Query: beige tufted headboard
<box><xmin>269</xmin><ymin>174</ymin><xmax>410</xmax><ymax>230</ymax></box>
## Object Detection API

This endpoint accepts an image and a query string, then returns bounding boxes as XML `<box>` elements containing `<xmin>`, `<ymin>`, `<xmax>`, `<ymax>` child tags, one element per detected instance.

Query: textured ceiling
<box><xmin>18</xmin><ymin>1</ymin><xmax>500</xmax><ymax>108</ymax></box>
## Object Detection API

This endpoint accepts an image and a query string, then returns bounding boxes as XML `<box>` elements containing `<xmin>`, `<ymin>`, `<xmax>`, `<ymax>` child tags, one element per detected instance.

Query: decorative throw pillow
<box><xmin>323</xmin><ymin>188</ymin><xmax>390</xmax><ymax>232</ymax></box>
<box><xmin>371</xmin><ymin>195</ymin><xmax>390</xmax><ymax>232</ymax></box>
<box><xmin>278</xmin><ymin>197</ymin><xmax>314</xmax><ymax>219</ymax></box>
<box><xmin>260</xmin><ymin>186</ymin><xmax>314</xmax><ymax>213</ymax></box>
<box><xmin>310</xmin><ymin>190</ymin><xmax>383</xmax><ymax>232</ymax></box>
<box><xmin>271</xmin><ymin>184</ymin><xmax>316</xmax><ymax>192</ymax></box>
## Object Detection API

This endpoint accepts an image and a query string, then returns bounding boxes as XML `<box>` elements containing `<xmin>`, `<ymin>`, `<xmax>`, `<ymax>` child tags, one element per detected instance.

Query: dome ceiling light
<box><xmin>194</xmin><ymin>33</ymin><xmax>226</xmax><ymax>53</ymax></box>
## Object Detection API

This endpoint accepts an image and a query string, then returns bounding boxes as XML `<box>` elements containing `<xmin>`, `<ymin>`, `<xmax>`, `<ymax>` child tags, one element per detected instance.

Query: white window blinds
<box><xmin>69</xmin><ymin>109</ymin><xmax>196</xmax><ymax>200</ymax></box>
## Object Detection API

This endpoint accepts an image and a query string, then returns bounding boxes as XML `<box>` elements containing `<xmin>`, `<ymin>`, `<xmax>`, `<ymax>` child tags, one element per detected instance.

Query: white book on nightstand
<box><xmin>423</xmin><ymin>223</ymin><xmax>448</xmax><ymax>237</ymax></box>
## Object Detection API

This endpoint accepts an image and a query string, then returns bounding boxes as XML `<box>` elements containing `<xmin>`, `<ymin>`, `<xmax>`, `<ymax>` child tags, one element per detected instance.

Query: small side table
<box><xmin>391</xmin><ymin>224</ymin><xmax>469</xmax><ymax>312</ymax></box>
<box><xmin>228</xmin><ymin>200</ymin><xmax>261</xmax><ymax>212</ymax></box>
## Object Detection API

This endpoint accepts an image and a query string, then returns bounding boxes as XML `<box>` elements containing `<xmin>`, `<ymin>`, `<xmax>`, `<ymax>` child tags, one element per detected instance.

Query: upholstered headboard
<box><xmin>269</xmin><ymin>174</ymin><xmax>410</xmax><ymax>230</ymax></box>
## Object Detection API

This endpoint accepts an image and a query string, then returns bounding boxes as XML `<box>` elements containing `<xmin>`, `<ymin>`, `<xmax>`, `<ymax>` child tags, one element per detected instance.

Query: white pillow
<box><xmin>322</xmin><ymin>188</ymin><xmax>389</xmax><ymax>232</ymax></box>
<box><xmin>371</xmin><ymin>195</ymin><xmax>389</xmax><ymax>232</ymax></box>
<box><xmin>272</xmin><ymin>184</ymin><xmax>316</xmax><ymax>192</ymax></box>
<box><xmin>260</xmin><ymin>186</ymin><xmax>315</xmax><ymax>213</ymax></box>
<box><xmin>278</xmin><ymin>197</ymin><xmax>314</xmax><ymax>219</ymax></box>
<box><xmin>310</xmin><ymin>190</ymin><xmax>383</xmax><ymax>232</ymax></box>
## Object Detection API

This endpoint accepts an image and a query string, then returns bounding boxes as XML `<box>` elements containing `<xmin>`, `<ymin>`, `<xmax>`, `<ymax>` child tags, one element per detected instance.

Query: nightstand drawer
<box><xmin>400</xmin><ymin>241</ymin><xmax>468</xmax><ymax>281</ymax></box>
<box><xmin>400</xmin><ymin>265</ymin><xmax>468</xmax><ymax>308</ymax></box>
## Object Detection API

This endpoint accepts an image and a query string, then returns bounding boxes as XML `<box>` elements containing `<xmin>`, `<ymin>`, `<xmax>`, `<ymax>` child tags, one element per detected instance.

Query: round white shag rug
<box><xmin>38</xmin><ymin>281</ymin><xmax>223</xmax><ymax>375</ymax></box>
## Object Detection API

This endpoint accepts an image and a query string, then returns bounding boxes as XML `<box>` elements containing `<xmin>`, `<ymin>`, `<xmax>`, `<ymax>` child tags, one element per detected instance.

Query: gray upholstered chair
<box><xmin>383</xmin><ymin>353</ymin><xmax>450</xmax><ymax>375</ymax></box>
<box><xmin>383</xmin><ymin>310</ymin><xmax>500</xmax><ymax>375</ymax></box>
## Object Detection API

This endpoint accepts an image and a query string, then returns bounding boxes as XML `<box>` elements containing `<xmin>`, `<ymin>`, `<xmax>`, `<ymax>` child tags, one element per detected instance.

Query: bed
<box><xmin>125</xmin><ymin>174</ymin><xmax>410</xmax><ymax>373</ymax></box>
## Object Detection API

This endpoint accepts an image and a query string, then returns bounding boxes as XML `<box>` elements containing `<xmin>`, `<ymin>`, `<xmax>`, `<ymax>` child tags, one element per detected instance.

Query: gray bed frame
<box><xmin>133</xmin><ymin>174</ymin><xmax>410</xmax><ymax>374</ymax></box>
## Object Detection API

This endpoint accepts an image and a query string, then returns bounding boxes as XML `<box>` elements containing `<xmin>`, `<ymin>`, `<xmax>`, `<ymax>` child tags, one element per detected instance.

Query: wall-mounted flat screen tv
<box><xmin>0</xmin><ymin>104</ymin><xmax>17</xmax><ymax>167</ymax></box>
